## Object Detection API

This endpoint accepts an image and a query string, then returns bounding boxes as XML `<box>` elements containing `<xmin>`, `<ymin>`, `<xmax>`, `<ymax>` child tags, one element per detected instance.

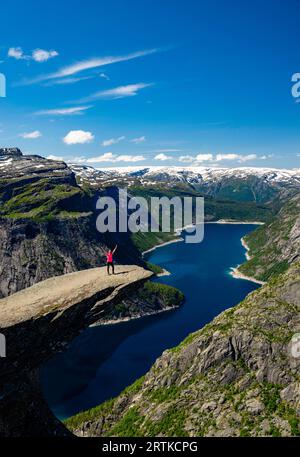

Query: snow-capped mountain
<box><xmin>1</xmin><ymin>149</ymin><xmax>299</xmax><ymax>203</ymax></box>
<box><xmin>69</xmin><ymin>164</ymin><xmax>300</xmax><ymax>203</ymax></box>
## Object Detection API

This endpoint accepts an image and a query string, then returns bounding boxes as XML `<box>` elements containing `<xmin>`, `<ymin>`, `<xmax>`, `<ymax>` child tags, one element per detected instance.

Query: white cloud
<box><xmin>47</xmin><ymin>155</ymin><xmax>64</xmax><ymax>161</ymax></box>
<box><xmin>79</xmin><ymin>83</ymin><xmax>153</xmax><ymax>102</ymax></box>
<box><xmin>20</xmin><ymin>48</ymin><xmax>158</xmax><ymax>85</ymax></box>
<box><xmin>238</xmin><ymin>154</ymin><xmax>257</xmax><ymax>162</ymax></box>
<box><xmin>215</xmin><ymin>153</ymin><xmax>239</xmax><ymax>161</ymax></box>
<box><xmin>35</xmin><ymin>106</ymin><xmax>92</xmax><ymax>116</ymax></box>
<box><xmin>101</xmin><ymin>136</ymin><xmax>125</xmax><ymax>147</ymax></box>
<box><xmin>32</xmin><ymin>49</ymin><xmax>59</xmax><ymax>62</ymax></box>
<box><xmin>155</xmin><ymin>153</ymin><xmax>172</xmax><ymax>161</ymax></box>
<box><xmin>260</xmin><ymin>154</ymin><xmax>274</xmax><ymax>160</ymax></box>
<box><xmin>8</xmin><ymin>47</ymin><xmax>58</xmax><ymax>62</ymax></box>
<box><xmin>99</xmin><ymin>73</ymin><xmax>110</xmax><ymax>80</ymax></box>
<box><xmin>20</xmin><ymin>130</ymin><xmax>42</xmax><ymax>139</ymax></box>
<box><xmin>63</xmin><ymin>130</ymin><xmax>94</xmax><ymax>145</ymax></box>
<box><xmin>215</xmin><ymin>153</ymin><xmax>257</xmax><ymax>163</ymax></box>
<box><xmin>177</xmin><ymin>153</ymin><xmax>258</xmax><ymax>164</ymax></box>
<box><xmin>195</xmin><ymin>154</ymin><xmax>214</xmax><ymax>162</ymax></box>
<box><xmin>178</xmin><ymin>155</ymin><xmax>195</xmax><ymax>163</ymax></box>
<box><xmin>130</xmin><ymin>136</ymin><xmax>146</xmax><ymax>144</ymax></box>
<box><xmin>8</xmin><ymin>47</ymin><xmax>27</xmax><ymax>60</ymax></box>
<box><xmin>72</xmin><ymin>152</ymin><xmax>145</xmax><ymax>163</ymax></box>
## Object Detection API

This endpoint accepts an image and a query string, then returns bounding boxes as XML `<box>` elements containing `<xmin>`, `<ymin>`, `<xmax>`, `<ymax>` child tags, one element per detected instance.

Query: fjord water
<box><xmin>41</xmin><ymin>224</ymin><xmax>259</xmax><ymax>419</ymax></box>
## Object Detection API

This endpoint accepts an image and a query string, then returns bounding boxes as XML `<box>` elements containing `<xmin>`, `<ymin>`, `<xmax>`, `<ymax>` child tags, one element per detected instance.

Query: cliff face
<box><xmin>0</xmin><ymin>266</ymin><xmax>153</xmax><ymax>437</ymax></box>
<box><xmin>66</xmin><ymin>263</ymin><xmax>300</xmax><ymax>437</ymax></box>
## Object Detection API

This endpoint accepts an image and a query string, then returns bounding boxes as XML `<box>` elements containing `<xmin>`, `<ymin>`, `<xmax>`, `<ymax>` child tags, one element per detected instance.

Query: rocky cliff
<box><xmin>66</xmin><ymin>263</ymin><xmax>300</xmax><ymax>437</ymax></box>
<box><xmin>0</xmin><ymin>265</ymin><xmax>153</xmax><ymax>436</ymax></box>
<box><xmin>0</xmin><ymin>264</ymin><xmax>185</xmax><ymax>437</ymax></box>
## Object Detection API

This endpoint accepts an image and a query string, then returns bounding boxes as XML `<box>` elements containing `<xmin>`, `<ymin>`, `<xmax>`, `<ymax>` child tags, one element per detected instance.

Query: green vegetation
<box><xmin>65</xmin><ymin>375</ymin><xmax>146</xmax><ymax>432</ymax></box>
<box><xmin>145</xmin><ymin>261</ymin><xmax>164</xmax><ymax>275</ymax></box>
<box><xmin>109</xmin><ymin>407</ymin><xmax>144</xmax><ymax>437</ymax></box>
<box><xmin>0</xmin><ymin>177</ymin><xmax>91</xmax><ymax>221</ymax></box>
<box><xmin>131</xmin><ymin>230</ymin><xmax>177</xmax><ymax>253</ymax></box>
<box><xmin>137</xmin><ymin>281</ymin><xmax>184</xmax><ymax>308</ymax></box>
<box><xmin>239</xmin><ymin>195</ymin><xmax>299</xmax><ymax>281</ymax></box>
<box><xmin>131</xmin><ymin>185</ymin><xmax>273</xmax><ymax>223</ymax></box>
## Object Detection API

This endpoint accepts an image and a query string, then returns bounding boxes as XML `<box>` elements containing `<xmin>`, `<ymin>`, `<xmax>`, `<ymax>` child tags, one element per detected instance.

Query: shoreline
<box><xmin>91</xmin><ymin>304</ymin><xmax>180</xmax><ymax>326</ymax></box>
<box><xmin>142</xmin><ymin>220</ymin><xmax>263</xmax><ymax>257</ymax></box>
<box><xmin>229</xmin><ymin>266</ymin><xmax>265</xmax><ymax>285</ymax></box>
<box><xmin>157</xmin><ymin>268</ymin><xmax>171</xmax><ymax>277</ymax></box>
<box><xmin>229</xmin><ymin>235</ymin><xmax>265</xmax><ymax>285</ymax></box>
<box><xmin>142</xmin><ymin>237</ymin><xmax>183</xmax><ymax>256</ymax></box>
<box><xmin>206</xmin><ymin>220</ymin><xmax>264</xmax><ymax>225</ymax></box>
<box><xmin>142</xmin><ymin>221</ymin><xmax>265</xmax><ymax>286</ymax></box>
<box><xmin>241</xmin><ymin>237</ymin><xmax>251</xmax><ymax>260</ymax></box>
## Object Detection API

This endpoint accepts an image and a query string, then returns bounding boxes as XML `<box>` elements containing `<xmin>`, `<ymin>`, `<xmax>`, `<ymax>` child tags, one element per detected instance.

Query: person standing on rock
<box><xmin>105</xmin><ymin>245</ymin><xmax>117</xmax><ymax>275</ymax></box>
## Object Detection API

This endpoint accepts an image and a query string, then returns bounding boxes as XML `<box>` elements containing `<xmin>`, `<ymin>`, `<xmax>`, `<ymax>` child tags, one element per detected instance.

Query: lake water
<box><xmin>40</xmin><ymin>223</ymin><xmax>259</xmax><ymax>419</ymax></box>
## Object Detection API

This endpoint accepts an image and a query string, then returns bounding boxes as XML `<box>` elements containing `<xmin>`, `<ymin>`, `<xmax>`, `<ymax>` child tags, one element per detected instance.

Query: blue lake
<box><xmin>41</xmin><ymin>223</ymin><xmax>259</xmax><ymax>419</ymax></box>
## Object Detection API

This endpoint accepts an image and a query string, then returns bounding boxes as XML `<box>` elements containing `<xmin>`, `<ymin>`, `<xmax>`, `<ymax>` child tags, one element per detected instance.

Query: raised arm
<box><xmin>112</xmin><ymin>245</ymin><xmax>118</xmax><ymax>254</ymax></box>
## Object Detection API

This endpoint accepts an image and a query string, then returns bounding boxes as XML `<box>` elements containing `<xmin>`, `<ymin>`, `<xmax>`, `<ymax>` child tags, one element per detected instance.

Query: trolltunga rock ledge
<box><xmin>0</xmin><ymin>265</ymin><xmax>152</xmax><ymax>328</ymax></box>
<box><xmin>0</xmin><ymin>265</ymin><xmax>153</xmax><ymax>437</ymax></box>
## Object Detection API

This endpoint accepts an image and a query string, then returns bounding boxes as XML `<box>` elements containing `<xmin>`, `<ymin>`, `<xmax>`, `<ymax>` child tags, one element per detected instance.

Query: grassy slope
<box><xmin>0</xmin><ymin>177</ymin><xmax>92</xmax><ymax>221</ymax></box>
<box><xmin>238</xmin><ymin>194</ymin><xmax>300</xmax><ymax>281</ymax></box>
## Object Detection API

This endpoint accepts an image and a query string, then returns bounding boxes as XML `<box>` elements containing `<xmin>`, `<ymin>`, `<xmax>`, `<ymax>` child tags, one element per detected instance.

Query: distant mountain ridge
<box><xmin>69</xmin><ymin>164</ymin><xmax>300</xmax><ymax>203</ymax></box>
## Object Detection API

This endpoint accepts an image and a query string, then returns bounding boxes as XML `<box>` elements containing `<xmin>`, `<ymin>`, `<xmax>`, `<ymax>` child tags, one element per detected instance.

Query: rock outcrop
<box><xmin>66</xmin><ymin>263</ymin><xmax>300</xmax><ymax>437</ymax></box>
<box><xmin>0</xmin><ymin>265</ymin><xmax>152</xmax><ymax>436</ymax></box>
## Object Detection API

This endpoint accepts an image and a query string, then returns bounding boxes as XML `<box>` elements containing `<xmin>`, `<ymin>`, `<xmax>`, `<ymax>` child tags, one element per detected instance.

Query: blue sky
<box><xmin>0</xmin><ymin>0</ymin><xmax>300</xmax><ymax>168</ymax></box>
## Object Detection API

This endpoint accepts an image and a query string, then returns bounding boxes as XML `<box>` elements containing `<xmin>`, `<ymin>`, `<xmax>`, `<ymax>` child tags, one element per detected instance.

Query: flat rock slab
<box><xmin>0</xmin><ymin>265</ymin><xmax>152</xmax><ymax>328</ymax></box>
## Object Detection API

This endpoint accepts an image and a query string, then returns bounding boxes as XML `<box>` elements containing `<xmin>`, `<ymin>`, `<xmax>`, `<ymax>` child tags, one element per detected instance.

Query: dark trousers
<box><xmin>107</xmin><ymin>262</ymin><xmax>114</xmax><ymax>274</ymax></box>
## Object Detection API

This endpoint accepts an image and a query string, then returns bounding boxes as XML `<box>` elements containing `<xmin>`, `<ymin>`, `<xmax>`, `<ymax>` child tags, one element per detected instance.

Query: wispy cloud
<box><xmin>34</xmin><ymin>106</ymin><xmax>92</xmax><ymax>116</ymax></box>
<box><xmin>130</xmin><ymin>135</ymin><xmax>146</xmax><ymax>144</ymax></box>
<box><xmin>19</xmin><ymin>130</ymin><xmax>42</xmax><ymax>139</ymax></box>
<box><xmin>101</xmin><ymin>136</ymin><xmax>125</xmax><ymax>147</ymax></box>
<box><xmin>72</xmin><ymin>152</ymin><xmax>146</xmax><ymax>163</ymax></box>
<box><xmin>99</xmin><ymin>72</ymin><xmax>110</xmax><ymax>80</ymax></box>
<box><xmin>78</xmin><ymin>83</ymin><xmax>153</xmax><ymax>102</ymax></box>
<box><xmin>18</xmin><ymin>48</ymin><xmax>158</xmax><ymax>85</ymax></box>
<box><xmin>63</xmin><ymin>130</ymin><xmax>94</xmax><ymax>145</ymax></box>
<box><xmin>44</xmin><ymin>76</ymin><xmax>93</xmax><ymax>86</ymax></box>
